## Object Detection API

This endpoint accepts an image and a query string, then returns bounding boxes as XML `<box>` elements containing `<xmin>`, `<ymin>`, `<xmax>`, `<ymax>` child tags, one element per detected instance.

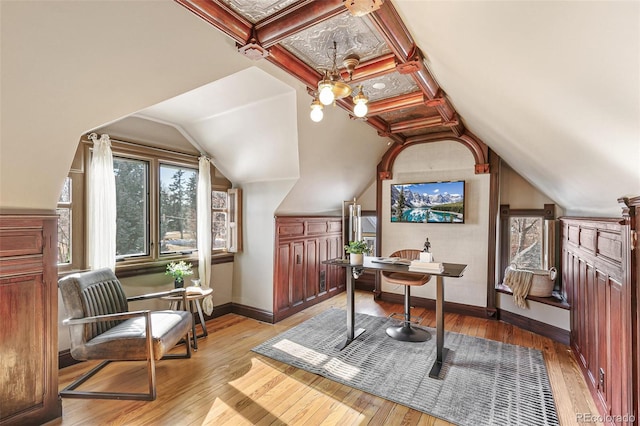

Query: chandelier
<box><xmin>309</xmin><ymin>41</ymin><xmax>369</xmax><ymax>122</ymax></box>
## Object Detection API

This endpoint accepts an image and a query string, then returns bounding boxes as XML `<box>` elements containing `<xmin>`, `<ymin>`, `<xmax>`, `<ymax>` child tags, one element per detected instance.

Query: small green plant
<box><xmin>344</xmin><ymin>240</ymin><xmax>371</xmax><ymax>255</ymax></box>
<box><xmin>165</xmin><ymin>261</ymin><xmax>194</xmax><ymax>279</ymax></box>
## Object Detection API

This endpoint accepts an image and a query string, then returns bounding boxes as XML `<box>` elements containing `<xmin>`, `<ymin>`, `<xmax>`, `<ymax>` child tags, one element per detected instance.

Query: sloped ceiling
<box><xmin>394</xmin><ymin>0</ymin><xmax>639</xmax><ymax>216</ymax></box>
<box><xmin>135</xmin><ymin>67</ymin><xmax>300</xmax><ymax>184</ymax></box>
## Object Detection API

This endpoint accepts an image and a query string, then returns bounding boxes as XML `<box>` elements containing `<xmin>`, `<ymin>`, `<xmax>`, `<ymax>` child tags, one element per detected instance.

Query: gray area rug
<box><xmin>252</xmin><ymin>309</ymin><xmax>559</xmax><ymax>426</ymax></box>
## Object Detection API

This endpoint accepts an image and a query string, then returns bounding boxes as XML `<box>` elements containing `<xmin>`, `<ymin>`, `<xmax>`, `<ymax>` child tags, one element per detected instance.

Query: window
<box><xmin>499</xmin><ymin>204</ymin><xmax>557</xmax><ymax>285</ymax></box>
<box><xmin>56</xmin><ymin>138</ymin><xmax>234</xmax><ymax>273</ymax></box>
<box><xmin>159</xmin><ymin>164</ymin><xmax>198</xmax><ymax>255</ymax></box>
<box><xmin>211</xmin><ymin>190</ymin><xmax>227</xmax><ymax>250</ymax></box>
<box><xmin>114</xmin><ymin>157</ymin><xmax>150</xmax><ymax>259</ymax></box>
<box><xmin>57</xmin><ymin>177</ymin><xmax>72</xmax><ymax>264</ymax></box>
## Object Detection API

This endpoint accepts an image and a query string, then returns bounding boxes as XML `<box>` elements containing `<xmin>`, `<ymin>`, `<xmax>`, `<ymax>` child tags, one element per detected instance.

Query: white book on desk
<box><xmin>409</xmin><ymin>261</ymin><xmax>444</xmax><ymax>273</ymax></box>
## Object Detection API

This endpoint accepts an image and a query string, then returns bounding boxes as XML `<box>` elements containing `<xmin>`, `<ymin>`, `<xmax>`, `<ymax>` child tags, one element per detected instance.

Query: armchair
<box><xmin>58</xmin><ymin>268</ymin><xmax>193</xmax><ymax>400</ymax></box>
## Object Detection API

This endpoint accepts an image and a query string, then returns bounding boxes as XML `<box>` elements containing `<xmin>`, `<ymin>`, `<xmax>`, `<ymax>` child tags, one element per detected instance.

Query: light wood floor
<box><xmin>50</xmin><ymin>291</ymin><xmax>601</xmax><ymax>426</ymax></box>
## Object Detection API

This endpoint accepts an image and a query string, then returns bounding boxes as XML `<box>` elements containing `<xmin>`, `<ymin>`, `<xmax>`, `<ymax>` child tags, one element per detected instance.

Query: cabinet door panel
<box><xmin>275</xmin><ymin>244</ymin><xmax>291</xmax><ymax>311</ymax></box>
<box><xmin>291</xmin><ymin>242</ymin><xmax>304</xmax><ymax>306</ymax></box>
<box><xmin>607</xmin><ymin>276</ymin><xmax>626</xmax><ymax>422</ymax></box>
<box><xmin>305</xmin><ymin>239</ymin><xmax>318</xmax><ymax>301</ymax></box>
<box><xmin>0</xmin><ymin>275</ymin><xmax>46</xmax><ymax>417</ymax></box>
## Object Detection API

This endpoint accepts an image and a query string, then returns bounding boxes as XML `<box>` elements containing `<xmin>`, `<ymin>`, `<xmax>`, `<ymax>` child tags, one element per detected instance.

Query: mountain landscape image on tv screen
<box><xmin>391</xmin><ymin>181</ymin><xmax>465</xmax><ymax>223</ymax></box>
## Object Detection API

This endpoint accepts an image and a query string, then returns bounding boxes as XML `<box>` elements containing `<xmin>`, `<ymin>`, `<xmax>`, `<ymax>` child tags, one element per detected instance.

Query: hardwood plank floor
<box><xmin>49</xmin><ymin>291</ymin><xmax>601</xmax><ymax>426</ymax></box>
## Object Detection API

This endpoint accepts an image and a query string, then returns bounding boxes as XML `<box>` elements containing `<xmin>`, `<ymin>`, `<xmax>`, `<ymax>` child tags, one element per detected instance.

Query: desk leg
<box><xmin>429</xmin><ymin>275</ymin><xmax>449</xmax><ymax>378</ymax></box>
<box><xmin>336</xmin><ymin>265</ymin><xmax>365</xmax><ymax>350</ymax></box>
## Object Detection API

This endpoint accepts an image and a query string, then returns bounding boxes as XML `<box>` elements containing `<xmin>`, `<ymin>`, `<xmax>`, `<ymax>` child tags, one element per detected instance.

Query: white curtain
<box><xmin>88</xmin><ymin>134</ymin><xmax>116</xmax><ymax>271</ymax></box>
<box><xmin>197</xmin><ymin>156</ymin><xmax>212</xmax><ymax>290</ymax></box>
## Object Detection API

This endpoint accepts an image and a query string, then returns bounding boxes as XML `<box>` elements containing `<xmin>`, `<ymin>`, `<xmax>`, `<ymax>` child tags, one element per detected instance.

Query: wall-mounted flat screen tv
<box><xmin>391</xmin><ymin>180</ymin><xmax>465</xmax><ymax>223</ymax></box>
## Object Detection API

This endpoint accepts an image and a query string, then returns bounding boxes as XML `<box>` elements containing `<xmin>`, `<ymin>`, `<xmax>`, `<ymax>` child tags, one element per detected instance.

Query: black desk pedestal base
<box><xmin>429</xmin><ymin>347</ymin><xmax>449</xmax><ymax>378</ymax></box>
<box><xmin>336</xmin><ymin>327</ymin><xmax>366</xmax><ymax>350</ymax></box>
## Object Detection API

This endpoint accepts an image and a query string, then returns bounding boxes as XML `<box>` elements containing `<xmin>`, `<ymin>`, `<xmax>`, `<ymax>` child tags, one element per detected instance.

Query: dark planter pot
<box><xmin>174</xmin><ymin>277</ymin><xmax>184</xmax><ymax>289</ymax></box>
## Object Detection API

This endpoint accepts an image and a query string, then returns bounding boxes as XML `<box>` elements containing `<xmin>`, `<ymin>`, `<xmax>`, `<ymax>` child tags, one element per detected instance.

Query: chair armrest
<box><xmin>127</xmin><ymin>288</ymin><xmax>186</xmax><ymax>302</ymax></box>
<box><xmin>63</xmin><ymin>309</ymin><xmax>150</xmax><ymax>326</ymax></box>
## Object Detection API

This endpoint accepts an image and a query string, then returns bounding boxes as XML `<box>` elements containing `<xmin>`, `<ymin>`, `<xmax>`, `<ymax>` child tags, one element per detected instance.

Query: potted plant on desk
<box><xmin>344</xmin><ymin>240</ymin><xmax>370</xmax><ymax>265</ymax></box>
<box><xmin>166</xmin><ymin>261</ymin><xmax>193</xmax><ymax>288</ymax></box>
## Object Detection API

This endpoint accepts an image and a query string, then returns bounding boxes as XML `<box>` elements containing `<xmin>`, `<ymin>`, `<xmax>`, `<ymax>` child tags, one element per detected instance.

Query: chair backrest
<box><xmin>382</xmin><ymin>249</ymin><xmax>431</xmax><ymax>285</ymax></box>
<box><xmin>389</xmin><ymin>249</ymin><xmax>421</xmax><ymax>261</ymax></box>
<box><xmin>59</xmin><ymin>268</ymin><xmax>129</xmax><ymax>347</ymax></box>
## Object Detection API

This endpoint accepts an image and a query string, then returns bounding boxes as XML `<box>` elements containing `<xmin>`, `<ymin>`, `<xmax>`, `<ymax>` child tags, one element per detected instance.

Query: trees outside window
<box><xmin>57</xmin><ymin>177</ymin><xmax>72</xmax><ymax>264</ymax></box>
<box><xmin>159</xmin><ymin>164</ymin><xmax>198</xmax><ymax>254</ymax></box>
<box><xmin>212</xmin><ymin>190</ymin><xmax>227</xmax><ymax>250</ymax></box>
<box><xmin>114</xmin><ymin>157</ymin><xmax>149</xmax><ymax>258</ymax></box>
<box><xmin>499</xmin><ymin>204</ymin><xmax>556</xmax><ymax>285</ymax></box>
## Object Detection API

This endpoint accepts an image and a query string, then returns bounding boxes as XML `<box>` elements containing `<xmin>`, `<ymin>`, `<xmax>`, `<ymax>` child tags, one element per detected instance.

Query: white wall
<box><xmin>233</xmin><ymin>180</ymin><xmax>297</xmax><ymax>311</ymax></box>
<box><xmin>380</xmin><ymin>141</ymin><xmax>490</xmax><ymax>307</ymax></box>
<box><xmin>1</xmin><ymin>0</ymin><xmax>251</xmax><ymax>211</ymax></box>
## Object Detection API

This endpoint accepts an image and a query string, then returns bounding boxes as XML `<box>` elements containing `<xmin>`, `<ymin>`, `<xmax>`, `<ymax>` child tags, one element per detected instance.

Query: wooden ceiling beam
<box><xmin>341</xmin><ymin>53</ymin><xmax>397</xmax><ymax>84</ymax></box>
<box><xmin>369</xmin><ymin>2</ymin><xmax>459</xmax><ymax>125</ymax></box>
<box><xmin>367</xmin><ymin>92</ymin><xmax>426</xmax><ymax>116</ymax></box>
<box><xmin>175</xmin><ymin>0</ymin><xmax>252</xmax><ymax>45</ymax></box>
<box><xmin>266</xmin><ymin>44</ymin><xmax>321</xmax><ymax>88</ymax></box>
<box><xmin>389</xmin><ymin>116</ymin><xmax>446</xmax><ymax>133</ymax></box>
<box><xmin>256</xmin><ymin>0</ymin><xmax>346</xmax><ymax>48</ymax></box>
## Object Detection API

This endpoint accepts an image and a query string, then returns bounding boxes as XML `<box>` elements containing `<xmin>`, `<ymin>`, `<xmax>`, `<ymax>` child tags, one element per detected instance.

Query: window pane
<box><xmin>59</xmin><ymin>177</ymin><xmax>71</xmax><ymax>203</ymax></box>
<box><xmin>160</xmin><ymin>164</ymin><xmax>198</xmax><ymax>254</ymax></box>
<box><xmin>509</xmin><ymin>217</ymin><xmax>543</xmax><ymax>269</ymax></box>
<box><xmin>57</xmin><ymin>208</ymin><xmax>71</xmax><ymax>264</ymax></box>
<box><xmin>114</xmin><ymin>157</ymin><xmax>149</xmax><ymax>258</ymax></box>
<box><xmin>212</xmin><ymin>211</ymin><xmax>227</xmax><ymax>249</ymax></box>
<box><xmin>212</xmin><ymin>190</ymin><xmax>227</xmax><ymax>209</ymax></box>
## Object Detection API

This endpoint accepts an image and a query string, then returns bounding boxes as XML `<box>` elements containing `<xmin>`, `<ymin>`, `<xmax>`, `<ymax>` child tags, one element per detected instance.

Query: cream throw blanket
<box><xmin>504</xmin><ymin>268</ymin><xmax>534</xmax><ymax>309</ymax></box>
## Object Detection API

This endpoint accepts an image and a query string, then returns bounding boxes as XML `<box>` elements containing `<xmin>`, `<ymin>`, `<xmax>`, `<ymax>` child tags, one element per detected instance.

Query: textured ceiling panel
<box><xmin>280</xmin><ymin>13</ymin><xmax>390</xmax><ymax>71</ymax></box>
<box><xmin>222</xmin><ymin>0</ymin><xmax>298</xmax><ymax>24</ymax></box>
<box><xmin>359</xmin><ymin>73</ymin><xmax>418</xmax><ymax>102</ymax></box>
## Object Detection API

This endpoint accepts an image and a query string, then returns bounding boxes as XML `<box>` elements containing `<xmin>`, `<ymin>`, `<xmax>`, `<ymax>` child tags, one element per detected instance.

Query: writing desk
<box><xmin>323</xmin><ymin>257</ymin><xmax>467</xmax><ymax>379</ymax></box>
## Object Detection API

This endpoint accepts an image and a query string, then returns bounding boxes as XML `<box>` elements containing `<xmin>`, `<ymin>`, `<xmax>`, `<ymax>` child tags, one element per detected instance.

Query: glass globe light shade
<box><xmin>354</xmin><ymin>100</ymin><xmax>368</xmax><ymax>118</ymax></box>
<box><xmin>310</xmin><ymin>104</ymin><xmax>324</xmax><ymax>122</ymax></box>
<box><xmin>318</xmin><ymin>84</ymin><xmax>335</xmax><ymax>106</ymax></box>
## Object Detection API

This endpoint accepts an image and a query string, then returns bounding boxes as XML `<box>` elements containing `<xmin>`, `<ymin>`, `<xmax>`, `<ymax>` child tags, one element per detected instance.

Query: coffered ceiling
<box><xmin>175</xmin><ymin>0</ymin><xmax>476</xmax><ymax>148</ymax></box>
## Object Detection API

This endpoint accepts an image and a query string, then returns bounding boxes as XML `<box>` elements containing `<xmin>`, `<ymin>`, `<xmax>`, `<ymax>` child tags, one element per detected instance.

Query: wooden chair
<box><xmin>58</xmin><ymin>268</ymin><xmax>193</xmax><ymax>400</ymax></box>
<box><xmin>382</xmin><ymin>249</ymin><xmax>432</xmax><ymax>342</ymax></box>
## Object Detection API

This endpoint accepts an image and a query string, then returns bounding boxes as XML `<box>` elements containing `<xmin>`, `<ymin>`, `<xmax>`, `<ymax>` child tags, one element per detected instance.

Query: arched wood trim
<box><xmin>378</xmin><ymin>130</ymin><xmax>490</xmax><ymax>180</ymax></box>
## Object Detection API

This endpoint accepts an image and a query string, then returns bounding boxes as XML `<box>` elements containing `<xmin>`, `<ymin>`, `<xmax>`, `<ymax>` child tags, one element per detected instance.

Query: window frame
<box><xmin>499</xmin><ymin>203</ymin><xmax>556</xmax><ymax>286</ymax></box>
<box><xmin>57</xmin><ymin>137</ymin><xmax>233</xmax><ymax>276</ymax></box>
<box><xmin>57</xmin><ymin>146</ymin><xmax>85</xmax><ymax>273</ymax></box>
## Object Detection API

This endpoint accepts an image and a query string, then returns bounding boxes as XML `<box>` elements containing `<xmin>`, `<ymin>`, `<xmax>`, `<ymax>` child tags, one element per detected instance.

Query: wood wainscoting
<box><xmin>273</xmin><ymin>216</ymin><xmax>345</xmax><ymax>322</ymax></box>
<box><xmin>0</xmin><ymin>214</ymin><xmax>62</xmax><ymax>426</ymax></box>
<box><xmin>562</xmin><ymin>203</ymin><xmax>638</xmax><ymax>425</ymax></box>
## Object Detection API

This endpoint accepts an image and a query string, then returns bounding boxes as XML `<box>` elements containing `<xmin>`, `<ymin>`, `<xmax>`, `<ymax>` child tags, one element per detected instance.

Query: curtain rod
<box><xmin>83</xmin><ymin>134</ymin><xmax>205</xmax><ymax>160</ymax></box>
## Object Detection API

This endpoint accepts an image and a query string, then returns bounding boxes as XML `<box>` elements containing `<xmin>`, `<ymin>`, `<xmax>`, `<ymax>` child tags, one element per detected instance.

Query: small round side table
<box><xmin>163</xmin><ymin>287</ymin><xmax>213</xmax><ymax>350</ymax></box>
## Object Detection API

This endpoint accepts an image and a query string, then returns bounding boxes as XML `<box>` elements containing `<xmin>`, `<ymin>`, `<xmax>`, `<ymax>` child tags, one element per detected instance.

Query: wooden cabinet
<box><xmin>273</xmin><ymin>216</ymin><xmax>344</xmax><ymax>322</ymax></box>
<box><xmin>562</xmin><ymin>215</ymin><xmax>636</xmax><ymax>425</ymax></box>
<box><xmin>0</xmin><ymin>215</ymin><xmax>62</xmax><ymax>426</ymax></box>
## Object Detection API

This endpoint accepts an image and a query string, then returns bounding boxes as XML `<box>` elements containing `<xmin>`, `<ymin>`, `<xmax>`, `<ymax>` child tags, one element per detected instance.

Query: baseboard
<box><xmin>498</xmin><ymin>309</ymin><xmax>570</xmax><ymax>345</ymax></box>
<box><xmin>58</xmin><ymin>349</ymin><xmax>77</xmax><ymax>369</ymax></box>
<box><xmin>378</xmin><ymin>291</ymin><xmax>490</xmax><ymax>319</ymax></box>
<box><xmin>230</xmin><ymin>303</ymin><xmax>274</xmax><ymax>324</ymax></box>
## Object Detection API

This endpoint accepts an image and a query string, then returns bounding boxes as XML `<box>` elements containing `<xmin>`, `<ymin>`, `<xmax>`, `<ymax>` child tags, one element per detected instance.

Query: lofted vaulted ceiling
<box><xmin>176</xmin><ymin>0</ymin><xmax>486</xmax><ymax>163</ymax></box>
